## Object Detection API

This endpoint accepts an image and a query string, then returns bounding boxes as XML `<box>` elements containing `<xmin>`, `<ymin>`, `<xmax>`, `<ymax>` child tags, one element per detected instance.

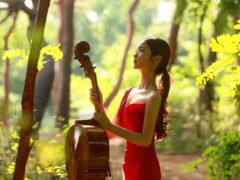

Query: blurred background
<box><xmin>0</xmin><ymin>0</ymin><xmax>239</xmax><ymax>179</ymax></box>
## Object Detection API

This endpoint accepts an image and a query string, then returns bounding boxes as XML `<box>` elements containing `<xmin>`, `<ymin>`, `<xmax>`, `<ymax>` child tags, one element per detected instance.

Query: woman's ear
<box><xmin>153</xmin><ymin>55</ymin><xmax>162</xmax><ymax>67</ymax></box>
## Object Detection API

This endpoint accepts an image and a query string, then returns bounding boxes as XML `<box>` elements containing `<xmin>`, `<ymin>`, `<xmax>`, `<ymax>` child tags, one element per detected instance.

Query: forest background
<box><xmin>0</xmin><ymin>0</ymin><xmax>239</xmax><ymax>179</ymax></box>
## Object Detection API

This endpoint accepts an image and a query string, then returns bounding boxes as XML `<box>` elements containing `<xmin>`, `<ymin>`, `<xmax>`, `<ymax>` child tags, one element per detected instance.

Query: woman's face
<box><xmin>133</xmin><ymin>42</ymin><xmax>154</xmax><ymax>72</ymax></box>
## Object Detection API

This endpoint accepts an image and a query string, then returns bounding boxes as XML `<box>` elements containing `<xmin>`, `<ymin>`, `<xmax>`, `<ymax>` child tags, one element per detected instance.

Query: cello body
<box><xmin>65</xmin><ymin>41</ymin><xmax>111</xmax><ymax>180</ymax></box>
<box><xmin>65</xmin><ymin>120</ymin><xmax>111</xmax><ymax>180</ymax></box>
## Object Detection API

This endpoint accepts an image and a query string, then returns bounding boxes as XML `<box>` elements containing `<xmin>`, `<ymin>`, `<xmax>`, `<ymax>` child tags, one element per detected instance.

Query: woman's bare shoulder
<box><xmin>145</xmin><ymin>90</ymin><xmax>161</xmax><ymax>103</ymax></box>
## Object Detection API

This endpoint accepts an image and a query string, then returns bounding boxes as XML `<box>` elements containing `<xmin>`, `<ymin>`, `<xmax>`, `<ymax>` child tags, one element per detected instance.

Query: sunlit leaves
<box><xmin>7</xmin><ymin>162</ymin><xmax>15</xmax><ymax>175</ymax></box>
<box><xmin>2</xmin><ymin>49</ymin><xmax>29</xmax><ymax>67</ymax></box>
<box><xmin>1</xmin><ymin>44</ymin><xmax>63</xmax><ymax>70</ymax></box>
<box><xmin>185</xmin><ymin>131</ymin><xmax>240</xmax><ymax>178</ymax></box>
<box><xmin>12</xmin><ymin>131</ymin><xmax>20</xmax><ymax>139</ymax></box>
<box><xmin>38</xmin><ymin>44</ymin><xmax>63</xmax><ymax>70</ymax></box>
<box><xmin>196</xmin><ymin>55</ymin><xmax>235</xmax><ymax>87</ymax></box>
<box><xmin>233</xmin><ymin>19</ymin><xmax>240</xmax><ymax>30</ymax></box>
<box><xmin>202</xmin><ymin>131</ymin><xmax>240</xmax><ymax>179</ymax></box>
<box><xmin>196</xmin><ymin>20</ymin><xmax>240</xmax><ymax>104</ymax></box>
<box><xmin>210</xmin><ymin>33</ymin><xmax>240</xmax><ymax>54</ymax></box>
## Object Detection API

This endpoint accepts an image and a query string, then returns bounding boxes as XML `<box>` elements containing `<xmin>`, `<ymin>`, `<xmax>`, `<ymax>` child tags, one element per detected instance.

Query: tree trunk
<box><xmin>233</xmin><ymin>13</ymin><xmax>240</xmax><ymax>118</ymax></box>
<box><xmin>1</xmin><ymin>12</ymin><xmax>18</xmax><ymax>128</ymax></box>
<box><xmin>54</xmin><ymin>0</ymin><xmax>74</xmax><ymax>129</ymax></box>
<box><xmin>18</xmin><ymin>0</ymin><xmax>55</xmax><ymax>139</ymax></box>
<box><xmin>52</xmin><ymin>0</ymin><xmax>64</xmax><ymax>117</ymax></box>
<box><xmin>199</xmin><ymin>9</ymin><xmax>227</xmax><ymax>117</ymax></box>
<box><xmin>13</xmin><ymin>0</ymin><xmax>51</xmax><ymax>179</ymax></box>
<box><xmin>33</xmin><ymin>55</ymin><xmax>54</xmax><ymax>138</ymax></box>
<box><xmin>168</xmin><ymin>0</ymin><xmax>187</xmax><ymax>69</ymax></box>
<box><xmin>196</xmin><ymin>1</ymin><xmax>209</xmax><ymax>138</ymax></box>
<box><xmin>197</xmin><ymin>1</ymin><xmax>209</xmax><ymax>73</ymax></box>
<box><xmin>104</xmin><ymin>0</ymin><xmax>139</xmax><ymax>108</ymax></box>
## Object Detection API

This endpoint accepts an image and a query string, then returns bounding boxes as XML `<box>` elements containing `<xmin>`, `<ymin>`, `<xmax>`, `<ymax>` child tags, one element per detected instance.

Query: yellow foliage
<box><xmin>1</xmin><ymin>44</ymin><xmax>63</xmax><ymax>71</ymax></box>
<box><xmin>36</xmin><ymin>165</ymin><xmax>42</xmax><ymax>175</ymax></box>
<box><xmin>12</xmin><ymin>131</ymin><xmax>20</xmax><ymax>139</ymax></box>
<box><xmin>11</xmin><ymin>142</ymin><xmax>18</xmax><ymax>151</ymax></box>
<box><xmin>2</xmin><ymin>49</ymin><xmax>28</xmax><ymax>61</ymax></box>
<box><xmin>38</xmin><ymin>44</ymin><xmax>63</xmax><ymax>70</ymax></box>
<box><xmin>37</xmin><ymin>145</ymin><xmax>60</xmax><ymax>163</ymax></box>
<box><xmin>7</xmin><ymin>162</ymin><xmax>15</xmax><ymax>175</ymax></box>
<box><xmin>196</xmin><ymin>19</ymin><xmax>240</xmax><ymax>104</ymax></box>
<box><xmin>233</xmin><ymin>19</ymin><xmax>240</xmax><ymax>30</ymax></box>
<box><xmin>196</xmin><ymin>55</ymin><xmax>235</xmax><ymax>86</ymax></box>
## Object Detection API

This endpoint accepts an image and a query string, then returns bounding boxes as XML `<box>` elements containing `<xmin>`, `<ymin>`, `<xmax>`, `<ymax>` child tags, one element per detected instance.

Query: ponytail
<box><xmin>155</xmin><ymin>70</ymin><xmax>170</xmax><ymax>140</ymax></box>
<box><xmin>143</xmin><ymin>37</ymin><xmax>171</xmax><ymax>140</ymax></box>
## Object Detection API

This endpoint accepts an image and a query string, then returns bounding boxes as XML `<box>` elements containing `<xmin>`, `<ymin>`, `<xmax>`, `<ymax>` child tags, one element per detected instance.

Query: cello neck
<box><xmin>90</xmin><ymin>73</ymin><xmax>101</xmax><ymax>112</ymax></box>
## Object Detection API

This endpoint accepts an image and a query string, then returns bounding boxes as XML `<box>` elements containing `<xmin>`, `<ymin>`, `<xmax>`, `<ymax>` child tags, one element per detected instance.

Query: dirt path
<box><xmin>109</xmin><ymin>138</ymin><xmax>206</xmax><ymax>180</ymax></box>
<box><xmin>158</xmin><ymin>154</ymin><xmax>206</xmax><ymax>180</ymax></box>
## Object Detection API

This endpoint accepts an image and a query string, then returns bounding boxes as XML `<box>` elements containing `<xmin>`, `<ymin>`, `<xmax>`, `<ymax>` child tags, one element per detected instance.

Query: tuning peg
<box><xmin>79</xmin><ymin>65</ymin><xmax>83</xmax><ymax>68</ymax></box>
<box><xmin>93</xmin><ymin>65</ymin><xmax>96</xmax><ymax>69</ymax></box>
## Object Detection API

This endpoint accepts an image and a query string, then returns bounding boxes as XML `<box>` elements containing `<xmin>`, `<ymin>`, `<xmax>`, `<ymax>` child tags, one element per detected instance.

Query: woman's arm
<box><xmin>105</xmin><ymin>112</ymin><xmax>119</xmax><ymax>139</ymax></box>
<box><xmin>90</xmin><ymin>87</ymin><xmax>123</xmax><ymax>139</ymax></box>
<box><xmin>93</xmin><ymin>93</ymin><xmax>161</xmax><ymax>147</ymax></box>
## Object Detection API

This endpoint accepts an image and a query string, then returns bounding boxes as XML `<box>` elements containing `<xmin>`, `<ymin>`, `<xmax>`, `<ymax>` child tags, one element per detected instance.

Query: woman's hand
<box><xmin>89</xmin><ymin>87</ymin><xmax>104</xmax><ymax>111</ymax></box>
<box><xmin>92</xmin><ymin>109</ymin><xmax>112</xmax><ymax>130</ymax></box>
<box><xmin>90</xmin><ymin>87</ymin><xmax>111</xmax><ymax>129</ymax></box>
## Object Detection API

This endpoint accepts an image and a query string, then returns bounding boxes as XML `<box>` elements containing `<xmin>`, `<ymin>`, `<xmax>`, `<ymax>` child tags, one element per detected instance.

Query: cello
<box><xmin>65</xmin><ymin>41</ymin><xmax>111</xmax><ymax>180</ymax></box>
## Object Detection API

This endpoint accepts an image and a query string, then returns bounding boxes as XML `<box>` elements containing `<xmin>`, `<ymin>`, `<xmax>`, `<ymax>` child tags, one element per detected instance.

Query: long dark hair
<box><xmin>143</xmin><ymin>37</ymin><xmax>171</xmax><ymax>140</ymax></box>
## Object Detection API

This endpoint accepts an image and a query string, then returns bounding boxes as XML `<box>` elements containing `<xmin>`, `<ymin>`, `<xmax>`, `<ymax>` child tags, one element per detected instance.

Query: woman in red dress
<box><xmin>90</xmin><ymin>37</ymin><xmax>171</xmax><ymax>180</ymax></box>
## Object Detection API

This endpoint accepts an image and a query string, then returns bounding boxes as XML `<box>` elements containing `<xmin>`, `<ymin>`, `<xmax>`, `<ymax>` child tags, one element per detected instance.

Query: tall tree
<box><xmin>27</xmin><ymin>0</ymin><xmax>55</xmax><ymax>138</ymax></box>
<box><xmin>198</xmin><ymin>9</ymin><xmax>227</xmax><ymax>136</ymax></box>
<box><xmin>25</xmin><ymin>0</ymin><xmax>56</xmax><ymax>139</ymax></box>
<box><xmin>195</xmin><ymin>0</ymin><xmax>210</xmax><ymax>137</ymax></box>
<box><xmin>53</xmin><ymin>0</ymin><xmax>74</xmax><ymax>129</ymax></box>
<box><xmin>104</xmin><ymin>0</ymin><xmax>139</xmax><ymax>108</ymax></box>
<box><xmin>199</xmin><ymin>0</ymin><xmax>239</xmax><ymax>116</ymax></box>
<box><xmin>0</xmin><ymin>0</ymin><xmax>35</xmax><ymax>128</ymax></box>
<box><xmin>33</xmin><ymin>55</ymin><xmax>54</xmax><ymax>137</ymax></box>
<box><xmin>13</xmin><ymin>0</ymin><xmax>51</xmax><ymax>179</ymax></box>
<box><xmin>168</xmin><ymin>0</ymin><xmax>187</xmax><ymax>69</ymax></box>
<box><xmin>233</xmin><ymin>13</ymin><xmax>240</xmax><ymax>118</ymax></box>
<box><xmin>197</xmin><ymin>0</ymin><xmax>209</xmax><ymax>74</ymax></box>
<box><xmin>0</xmin><ymin>0</ymin><xmax>56</xmax><ymax>138</ymax></box>
<box><xmin>0</xmin><ymin>12</ymin><xmax>18</xmax><ymax>128</ymax></box>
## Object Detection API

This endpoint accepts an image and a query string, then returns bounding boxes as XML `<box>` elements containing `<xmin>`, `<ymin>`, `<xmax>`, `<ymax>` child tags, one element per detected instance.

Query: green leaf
<box><xmin>36</xmin><ymin>166</ymin><xmax>42</xmax><ymax>175</ymax></box>
<box><xmin>1</xmin><ymin>44</ymin><xmax>63</xmax><ymax>71</ymax></box>
<box><xmin>233</xmin><ymin>24</ymin><xmax>240</xmax><ymax>30</ymax></box>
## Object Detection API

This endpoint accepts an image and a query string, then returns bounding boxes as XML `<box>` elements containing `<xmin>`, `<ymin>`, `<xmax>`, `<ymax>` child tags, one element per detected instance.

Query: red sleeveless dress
<box><xmin>116</xmin><ymin>88</ymin><xmax>161</xmax><ymax>180</ymax></box>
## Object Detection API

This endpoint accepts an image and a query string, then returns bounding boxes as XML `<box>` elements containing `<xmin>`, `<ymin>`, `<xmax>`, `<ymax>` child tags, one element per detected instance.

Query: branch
<box><xmin>21</xmin><ymin>3</ymin><xmax>36</xmax><ymax>17</ymax></box>
<box><xmin>104</xmin><ymin>0</ymin><xmax>139</xmax><ymax>108</ymax></box>
<box><xmin>198</xmin><ymin>1</ymin><xmax>209</xmax><ymax>72</ymax></box>
<box><xmin>0</xmin><ymin>0</ymin><xmax>35</xmax><ymax>23</ymax></box>
<box><xmin>1</xmin><ymin>12</ymin><xmax>19</xmax><ymax>128</ymax></box>
<box><xmin>4</xmin><ymin>12</ymin><xmax>18</xmax><ymax>43</ymax></box>
<box><xmin>0</xmin><ymin>11</ymin><xmax>11</xmax><ymax>24</ymax></box>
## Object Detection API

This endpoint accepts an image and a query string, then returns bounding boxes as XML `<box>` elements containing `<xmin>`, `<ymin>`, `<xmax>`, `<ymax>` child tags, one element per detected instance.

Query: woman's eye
<box><xmin>134</xmin><ymin>48</ymin><xmax>144</xmax><ymax>54</ymax></box>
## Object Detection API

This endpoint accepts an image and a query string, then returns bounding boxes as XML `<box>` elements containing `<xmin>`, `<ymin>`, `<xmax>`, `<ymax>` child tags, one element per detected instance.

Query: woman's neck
<box><xmin>138</xmin><ymin>70</ymin><xmax>157</xmax><ymax>91</ymax></box>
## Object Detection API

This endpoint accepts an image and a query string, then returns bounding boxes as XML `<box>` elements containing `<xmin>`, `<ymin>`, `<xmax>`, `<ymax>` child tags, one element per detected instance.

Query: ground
<box><xmin>109</xmin><ymin>138</ymin><xmax>206</xmax><ymax>180</ymax></box>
